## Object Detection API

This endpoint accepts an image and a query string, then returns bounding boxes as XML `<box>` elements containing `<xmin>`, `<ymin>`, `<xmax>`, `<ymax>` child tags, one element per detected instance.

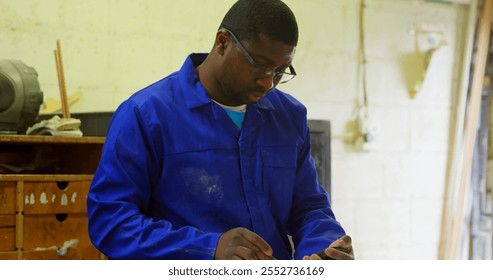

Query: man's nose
<box><xmin>256</xmin><ymin>74</ymin><xmax>274</xmax><ymax>91</ymax></box>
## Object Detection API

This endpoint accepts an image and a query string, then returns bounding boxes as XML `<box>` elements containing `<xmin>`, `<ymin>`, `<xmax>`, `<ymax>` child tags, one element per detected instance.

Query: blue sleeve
<box><xmin>288</xmin><ymin>117</ymin><xmax>346</xmax><ymax>260</ymax></box>
<box><xmin>86</xmin><ymin>100</ymin><xmax>221</xmax><ymax>259</ymax></box>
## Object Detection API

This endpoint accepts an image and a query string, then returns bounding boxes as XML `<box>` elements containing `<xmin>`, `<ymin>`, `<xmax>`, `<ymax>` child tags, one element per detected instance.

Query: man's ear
<box><xmin>215</xmin><ymin>29</ymin><xmax>230</xmax><ymax>55</ymax></box>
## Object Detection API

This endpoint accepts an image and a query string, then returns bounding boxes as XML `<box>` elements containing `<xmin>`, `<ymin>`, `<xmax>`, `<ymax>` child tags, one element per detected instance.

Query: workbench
<box><xmin>0</xmin><ymin>135</ymin><xmax>105</xmax><ymax>259</ymax></box>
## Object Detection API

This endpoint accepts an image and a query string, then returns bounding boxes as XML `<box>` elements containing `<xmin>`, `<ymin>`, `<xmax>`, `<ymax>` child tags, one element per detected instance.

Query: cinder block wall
<box><xmin>0</xmin><ymin>0</ymin><xmax>469</xmax><ymax>259</ymax></box>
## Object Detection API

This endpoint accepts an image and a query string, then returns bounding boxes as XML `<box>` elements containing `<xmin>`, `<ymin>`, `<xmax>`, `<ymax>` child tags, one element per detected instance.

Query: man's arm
<box><xmin>288</xmin><ymin>117</ymin><xmax>348</xmax><ymax>259</ymax></box>
<box><xmin>87</xmin><ymin>100</ymin><xmax>221</xmax><ymax>259</ymax></box>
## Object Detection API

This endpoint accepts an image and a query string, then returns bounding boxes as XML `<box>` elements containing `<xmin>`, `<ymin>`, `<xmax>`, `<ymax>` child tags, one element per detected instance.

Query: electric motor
<box><xmin>0</xmin><ymin>59</ymin><xmax>43</xmax><ymax>134</ymax></box>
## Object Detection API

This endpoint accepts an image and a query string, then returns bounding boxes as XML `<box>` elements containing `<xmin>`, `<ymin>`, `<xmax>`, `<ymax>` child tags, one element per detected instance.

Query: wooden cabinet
<box><xmin>0</xmin><ymin>135</ymin><xmax>105</xmax><ymax>259</ymax></box>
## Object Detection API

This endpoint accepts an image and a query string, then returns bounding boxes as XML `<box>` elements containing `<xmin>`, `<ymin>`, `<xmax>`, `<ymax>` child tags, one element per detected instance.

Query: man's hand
<box><xmin>303</xmin><ymin>235</ymin><xmax>354</xmax><ymax>260</ymax></box>
<box><xmin>215</xmin><ymin>227</ymin><xmax>276</xmax><ymax>260</ymax></box>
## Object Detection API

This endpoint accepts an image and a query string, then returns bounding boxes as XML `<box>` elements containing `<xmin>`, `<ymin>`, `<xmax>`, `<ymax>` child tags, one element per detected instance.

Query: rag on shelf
<box><xmin>26</xmin><ymin>115</ymin><xmax>83</xmax><ymax>137</ymax></box>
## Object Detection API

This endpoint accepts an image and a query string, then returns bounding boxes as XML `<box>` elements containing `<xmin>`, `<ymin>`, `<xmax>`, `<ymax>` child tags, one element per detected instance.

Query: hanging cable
<box><xmin>350</xmin><ymin>0</ymin><xmax>368</xmax><ymax>126</ymax></box>
<box><xmin>359</xmin><ymin>0</ymin><xmax>369</xmax><ymax>113</ymax></box>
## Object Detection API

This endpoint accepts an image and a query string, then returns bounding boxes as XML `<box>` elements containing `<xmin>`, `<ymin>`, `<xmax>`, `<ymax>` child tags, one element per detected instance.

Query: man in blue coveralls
<box><xmin>87</xmin><ymin>0</ymin><xmax>354</xmax><ymax>260</ymax></box>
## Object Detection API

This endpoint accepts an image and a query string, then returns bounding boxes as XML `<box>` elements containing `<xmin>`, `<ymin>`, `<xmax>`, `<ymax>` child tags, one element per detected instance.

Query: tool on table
<box><xmin>316</xmin><ymin>246</ymin><xmax>351</xmax><ymax>260</ymax></box>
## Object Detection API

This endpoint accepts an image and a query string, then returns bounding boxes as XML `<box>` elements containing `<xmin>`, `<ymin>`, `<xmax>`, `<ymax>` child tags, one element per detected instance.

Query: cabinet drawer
<box><xmin>23</xmin><ymin>213</ymin><xmax>92</xmax><ymax>251</ymax></box>
<box><xmin>0</xmin><ymin>182</ymin><xmax>16</xmax><ymax>215</ymax></box>
<box><xmin>0</xmin><ymin>227</ymin><xmax>15</xmax><ymax>251</ymax></box>
<box><xmin>0</xmin><ymin>251</ymin><xmax>18</xmax><ymax>260</ymax></box>
<box><xmin>0</xmin><ymin>215</ymin><xmax>16</xmax><ymax>252</ymax></box>
<box><xmin>23</xmin><ymin>181</ymin><xmax>90</xmax><ymax>214</ymax></box>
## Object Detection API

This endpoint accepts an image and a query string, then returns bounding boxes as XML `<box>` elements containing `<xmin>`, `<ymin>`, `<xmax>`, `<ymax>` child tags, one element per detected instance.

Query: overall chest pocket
<box><xmin>260</xmin><ymin>147</ymin><xmax>297</xmax><ymax>203</ymax></box>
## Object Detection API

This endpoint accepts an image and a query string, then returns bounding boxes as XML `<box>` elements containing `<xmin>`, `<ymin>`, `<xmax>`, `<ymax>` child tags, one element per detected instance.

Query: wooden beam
<box><xmin>446</xmin><ymin>0</ymin><xmax>493</xmax><ymax>259</ymax></box>
<box><xmin>438</xmin><ymin>0</ymin><xmax>478</xmax><ymax>260</ymax></box>
<box><xmin>54</xmin><ymin>40</ymin><xmax>71</xmax><ymax>119</ymax></box>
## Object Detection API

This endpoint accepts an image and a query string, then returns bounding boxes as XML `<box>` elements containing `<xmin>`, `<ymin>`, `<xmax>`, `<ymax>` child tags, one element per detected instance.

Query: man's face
<box><xmin>216</xmin><ymin>31</ymin><xmax>296</xmax><ymax>106</ymax></box>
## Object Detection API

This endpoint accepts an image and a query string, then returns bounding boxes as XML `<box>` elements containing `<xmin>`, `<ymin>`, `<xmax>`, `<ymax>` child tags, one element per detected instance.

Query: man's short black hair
<box><xmin>220</xmin><ymin>0</ymin><xmax>298</xmax><ymax>46</ymax></box>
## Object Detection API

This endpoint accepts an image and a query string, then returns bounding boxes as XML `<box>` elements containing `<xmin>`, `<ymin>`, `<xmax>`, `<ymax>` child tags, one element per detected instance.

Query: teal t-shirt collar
<box><xmin>211</xmin><ymin>100</ymin><xmax>246</xmax><ymax>130</ymax></box>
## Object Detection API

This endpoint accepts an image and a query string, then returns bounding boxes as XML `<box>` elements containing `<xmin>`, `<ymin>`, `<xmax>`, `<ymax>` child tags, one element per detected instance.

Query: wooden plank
<box><xmin>23</xmin><ymin>181</ymin><xmax>91</xmax><ymax>214</ymax></box>
<box><xmin>54</xmin><ymin>40</ymin><xmax>70</xmax><ymax>119</ymax></box>
<box><xmin>446</xmin><ymin>0</ymin><xmax>493</xmax><ymax>259</ymax></box>
<box><xmin>438</xmin><ymin>0</ymin><xmax>478</xmax><ymax>260</ymax></box>
<box><xmin>0</xmin><ymin>174</ymin><xmax>93</xmax><ymax>181</ymax></box>
<box><xmin>0</xmin><ymin>135</ymin><xmax>105</xmax><ymax>144</ymax></box>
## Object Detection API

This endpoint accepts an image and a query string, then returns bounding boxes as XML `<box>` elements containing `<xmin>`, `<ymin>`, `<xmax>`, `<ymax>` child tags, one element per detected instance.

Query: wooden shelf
<box><xmin>0</xmin><ymin>135</ymin><xmax>105</xmax><ymax>144</ymax></box>
<box><xmin>0</xmin><ymin>174</ymin><xmax>94</xmax><ymax>181</ymax></box>
<box><xmin>0</xmin><ymin>135</ymin><xmax>105</xmax><ymax>175</ymax></box>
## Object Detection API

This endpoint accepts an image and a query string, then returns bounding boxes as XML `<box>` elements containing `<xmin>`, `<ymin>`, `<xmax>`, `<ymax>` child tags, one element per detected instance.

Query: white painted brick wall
<box><xmin>0</xmin><ymin>0</ymin><xmax>469</xmax><ymax>259</ymax></box>
<box><xmin>285</xmin><ymin>0</ymin><xmax>466</xmax><ymax>259</ymax></box>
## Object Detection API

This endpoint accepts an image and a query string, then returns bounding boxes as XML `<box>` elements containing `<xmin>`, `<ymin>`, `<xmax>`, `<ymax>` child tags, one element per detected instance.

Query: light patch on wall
<box><xmin>404</xmin><ymin>27</ymin><xmax>448</xmax><ymax>99</ymax></box>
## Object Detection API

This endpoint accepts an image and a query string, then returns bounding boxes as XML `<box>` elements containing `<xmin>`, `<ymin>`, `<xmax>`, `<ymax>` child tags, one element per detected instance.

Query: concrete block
<box><xmin>353</xmin><ymin>198</ymin><xmax>412</xmax><ymax>247</ymax></box>
<box><xmin>410</xmin><ymin>198</ymin><xmax>443</xmax><ymax>245</ymax></box>
<box><xmin>409</xmin><ymin>108</ymin><xmax>451</xmax><ymax>153</ymax></box>
<box><xmin>332</xmin><ymin>153</ymin><xmax>385</xmax><ymax>200</ymax></box>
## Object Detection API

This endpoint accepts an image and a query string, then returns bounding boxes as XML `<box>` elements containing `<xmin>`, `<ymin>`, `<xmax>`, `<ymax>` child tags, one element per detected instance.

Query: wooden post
<box><xmin>438</xmin><ymin>0</ymin><xmax>478</xmax><ymax>260</ymax></box>
<box><xmin>54</xmin><ymin>40</ymin><xmax>71</xmax><ymax>119</ymax></box>
<box><xmin>446</xmin><ymin>0</ymin><xmax>493</xmax><ymax>259</ymax></box>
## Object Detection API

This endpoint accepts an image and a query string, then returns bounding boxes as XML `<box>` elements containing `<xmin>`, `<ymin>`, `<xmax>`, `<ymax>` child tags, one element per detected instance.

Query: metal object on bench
<box><xmin>0</xmin><ymin>59</ymin><xmax>43</xmax><ymax>134</ymax></box>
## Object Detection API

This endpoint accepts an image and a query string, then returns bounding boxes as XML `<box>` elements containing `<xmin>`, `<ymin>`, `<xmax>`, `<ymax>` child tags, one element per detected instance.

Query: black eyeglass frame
<box><xmin>223</xmin><ymin>28</ymin><xmax>297</xmax><ymax>84</ymax></box>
